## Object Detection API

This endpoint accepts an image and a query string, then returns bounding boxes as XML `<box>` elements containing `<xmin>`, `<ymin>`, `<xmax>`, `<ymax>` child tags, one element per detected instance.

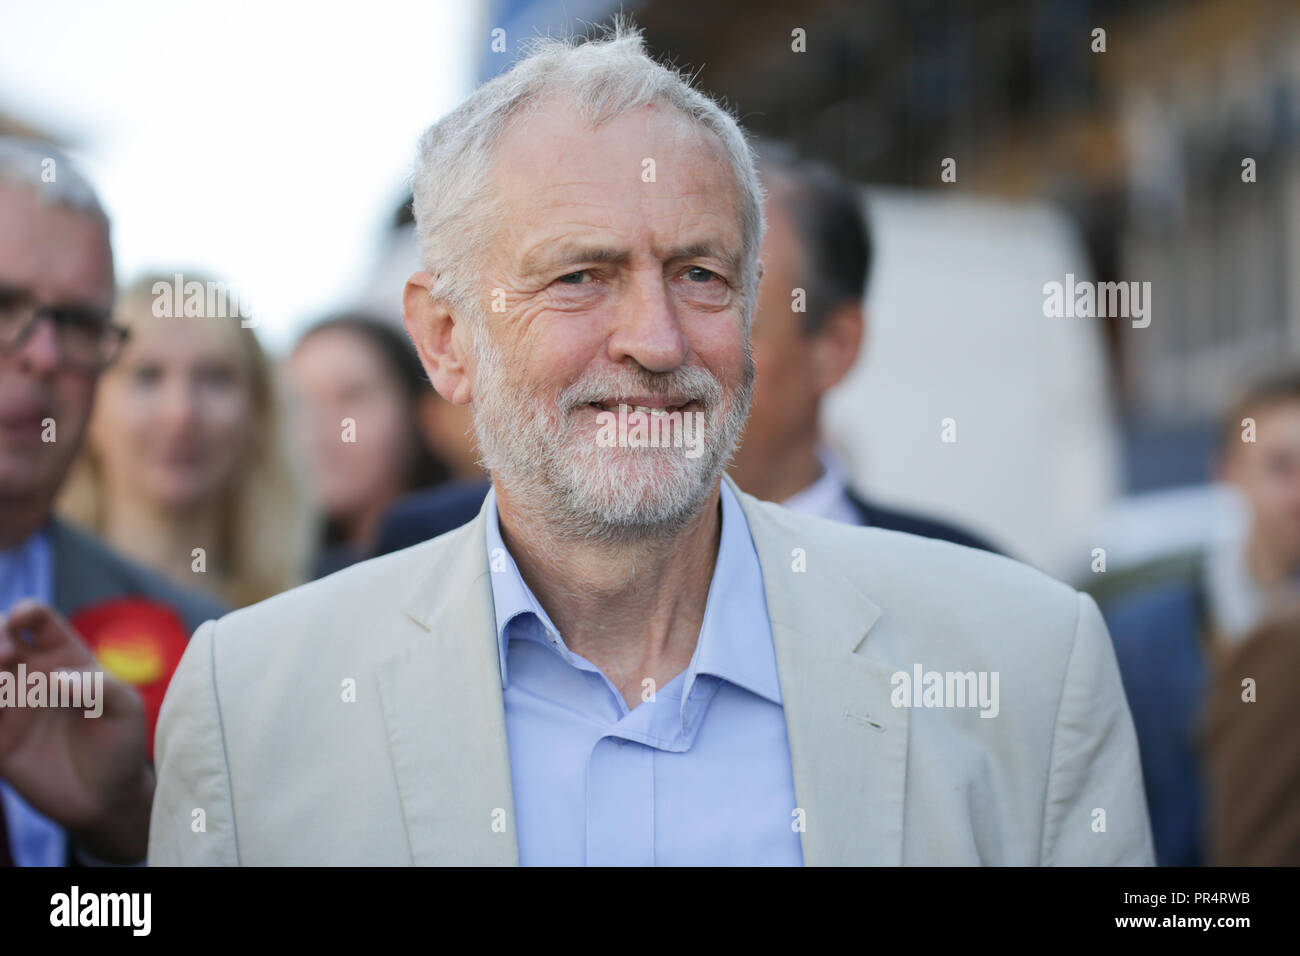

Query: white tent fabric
<box><xmin>822</xmin><ymin>188</ymin><xmax>1121</xmax><ymax>578</ymax></box>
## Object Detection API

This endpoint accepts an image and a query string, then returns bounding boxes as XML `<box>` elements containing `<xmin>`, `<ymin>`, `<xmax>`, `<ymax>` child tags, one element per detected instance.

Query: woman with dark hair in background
<box><xmin>286</xmin><ymin>313</ymin><xmax>448</xmax><ymax>578</ymax></box>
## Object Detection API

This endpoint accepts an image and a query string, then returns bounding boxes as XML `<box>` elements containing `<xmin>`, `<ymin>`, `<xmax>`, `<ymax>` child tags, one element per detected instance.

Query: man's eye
<box><xmin>686</xmin><ymin>267</ymin><xmax>719</xmax><ymax>283</ymax></box>
<box><xmin>52</xmin><ymin>309</ymin><xmax>102</xmax><ymax>331</ymax></box>
<box><xmin>556</xmin><ymin>271</ymin><xmax>591</xmax><ymax>284</ymax></box>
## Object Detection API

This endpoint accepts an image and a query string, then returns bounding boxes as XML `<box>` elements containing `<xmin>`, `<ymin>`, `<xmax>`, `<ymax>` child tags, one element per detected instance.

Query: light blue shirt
<box><xmin>0</xmin><ymin>527</ymin><xmax>68</xmax><ymax>867</ymax></box>
<box><xmin>486</xmin><ymin>481</ymin><xmax>803</xmax><ymax>866</ymax></box>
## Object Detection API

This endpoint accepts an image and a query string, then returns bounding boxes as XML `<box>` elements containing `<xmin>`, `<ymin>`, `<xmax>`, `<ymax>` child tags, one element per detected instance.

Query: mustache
<box><xmin>557</xmin><ymin>366</ymin><xmax>723</xmax><ymax>412</ymax></box>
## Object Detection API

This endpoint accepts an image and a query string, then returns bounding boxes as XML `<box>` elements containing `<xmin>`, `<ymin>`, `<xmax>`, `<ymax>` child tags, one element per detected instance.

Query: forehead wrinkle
<box><xmin>492</xmin><ymin>99</ymin><xmax>743</xmax><ymax>210</ymax></box>
<box><xmin>513</xmin><ymin>208</ymin><xmax>633</xmax><ymax>278</ymax></box>
<box><xmin>502</xmin><ymin>150</ymin><xmax>744</xmax><ymax>281</ymax></box>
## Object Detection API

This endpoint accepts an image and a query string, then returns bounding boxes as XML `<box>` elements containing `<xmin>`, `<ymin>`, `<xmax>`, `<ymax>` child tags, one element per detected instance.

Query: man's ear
<box><xmin>811</xmin><ymin>301</ymin><xmax>865</xmax><ymax>394</ymax></box>
<box><xmin>403</xmin><ymin>271</ymin><xmax>473</xmax><ymax>406</ymax></box>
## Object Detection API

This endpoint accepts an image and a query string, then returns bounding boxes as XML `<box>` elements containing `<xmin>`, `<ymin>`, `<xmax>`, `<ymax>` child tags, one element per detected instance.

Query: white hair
<box><xmin>410</xmin><ymin>17</ymin><xmax>765</xmax><ymax>324</ymax></box>
<box><xmin>0</xmin><ymin>136</ymin><xmax>109</xmax><ymax>227</ymax></box>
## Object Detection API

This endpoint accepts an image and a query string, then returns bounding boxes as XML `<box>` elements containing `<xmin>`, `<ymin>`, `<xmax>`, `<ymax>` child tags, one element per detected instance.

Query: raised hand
<box><xmin>0</xmin><ymin>598</ymin><xmax>154</xmax><ymax>862</ymax></box>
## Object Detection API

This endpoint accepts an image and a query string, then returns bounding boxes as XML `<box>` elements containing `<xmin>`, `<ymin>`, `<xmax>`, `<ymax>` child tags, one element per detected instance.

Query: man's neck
<box><xmin>0</xmin><ymin>497</ymin><xmax>52</xmax><ymax>551</ymax></box>
<box><xmin>732</xmin><ymin>431</ymin><xmax>823</xmax><ymax>503</ymax></box>
<box><xmin>494</xmin><ymin>480</ymin><xmax>723</xmax><ymax>709</ymax></box>
<box><xmin>1245</xmin><ymin>525</ymin><xmax>1300</xmax><ymax>590</ymax></box>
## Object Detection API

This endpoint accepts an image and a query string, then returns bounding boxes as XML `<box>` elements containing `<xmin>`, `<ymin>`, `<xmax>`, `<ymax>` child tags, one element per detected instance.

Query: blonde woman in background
<box><xmin>58</xmin><ymin>273</ymin><xmax>313</xmax><ymax>608</ymax></box>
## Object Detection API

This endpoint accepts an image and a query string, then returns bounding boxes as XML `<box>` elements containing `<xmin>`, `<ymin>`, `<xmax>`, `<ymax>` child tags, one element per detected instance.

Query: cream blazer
<box><xmin>149</xmin><ymin>477</ymin><xmax>1154</xmax><ymax>866</ymax></box>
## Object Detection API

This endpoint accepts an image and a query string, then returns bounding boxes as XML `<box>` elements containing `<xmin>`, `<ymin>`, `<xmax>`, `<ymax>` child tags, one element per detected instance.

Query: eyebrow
<box><xmin>0</xmin><ymin>278</ymin><xmax>110</xmax><ymax>317</ymax></box>
<box><xmin>517</xmin><ymin>240</ymin><xmax>743</xmax><ymax>280</ymax></box>
<box><xmin>667</xmin><ymin>242</ymin><xmax>743</xmax><ymax>277</ymax></box>
<box><xmin>518</xmin><ymin>244</ymin><xmax>627</xmax><ymax>280</ymax></box>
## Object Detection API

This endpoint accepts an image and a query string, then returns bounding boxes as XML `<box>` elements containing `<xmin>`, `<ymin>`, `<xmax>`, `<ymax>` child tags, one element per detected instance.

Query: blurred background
<box><xmin>6</xmin><ymin>0</ymin><xmax>1292</xmax><ymax>579</ymax></box>
<box><xmin>480</xmin><ymin>0</ymin><xmax>1291</xmax><ymax>580</ymax></box>
<box><xmin>0</xmin><ymin>0</ymin><xmax>483</xmax><ymax>353</ymax></box>
<box><xmin>5</xmin><ymin>0</ymin><xmax>1299</xmax><ymax>868</ymax></box>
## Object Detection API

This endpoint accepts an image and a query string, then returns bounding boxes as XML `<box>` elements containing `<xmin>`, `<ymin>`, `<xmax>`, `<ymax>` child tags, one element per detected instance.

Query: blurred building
<box><xmin>484</xmin><ymin>1</ymin><xmax>1294</xmax><ymax>416</ymax></box>
<box><xmin>473</xmin><ymin>0</ymin><xmax>1295</xmax><ymax>573</ymax></box>
<box><xmin>1110</xmin><ymin>1</ymin><xmax>1298</xmax><ymax>447</ymax></box>
<box><xmin>823</xmin><ymin>188</ymin><xmax>1119</xmax><ymax>576</ymax></box>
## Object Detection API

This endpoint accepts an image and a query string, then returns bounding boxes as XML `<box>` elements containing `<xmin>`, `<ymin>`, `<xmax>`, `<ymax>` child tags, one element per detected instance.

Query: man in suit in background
<box><xmin>151</xmin><ymin>24</ymin><xmax>1151</xmax><ymax>866</ymax></box>
<box><xmin>0</xmin><ymin>137</ymin><xmax>224</xmax><ymax>866</ymax></box>
<box><xmin>729</xmin><ymin>141</ymin><xmax>997</xmax><ymax>552</ymax></box>
<box><xmin>1101</xmin><ymin>369</ymin><xmax>1300</xmax><ymax>865</ymax></box>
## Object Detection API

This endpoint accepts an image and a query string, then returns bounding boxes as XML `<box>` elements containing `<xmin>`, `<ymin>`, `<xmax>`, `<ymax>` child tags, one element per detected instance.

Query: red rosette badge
<box><xmin>70</xmin><ymin>598</ymin><xmax>189</xmax><ymax>758</ymax></box>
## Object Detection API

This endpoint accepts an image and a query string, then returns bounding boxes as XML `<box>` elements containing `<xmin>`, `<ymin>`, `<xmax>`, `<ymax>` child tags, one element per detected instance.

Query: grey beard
<box><xmin>469</xmin><ymin>323</ymin><xmax>753</xmax><ymax>543</ymax></box>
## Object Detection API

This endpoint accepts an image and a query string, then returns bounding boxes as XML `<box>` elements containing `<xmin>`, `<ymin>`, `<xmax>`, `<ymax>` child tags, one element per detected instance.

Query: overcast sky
<box><xmin>0</xmin><ymin>0</ymin><xmax>481</xmax><ymax>352</ymax></box>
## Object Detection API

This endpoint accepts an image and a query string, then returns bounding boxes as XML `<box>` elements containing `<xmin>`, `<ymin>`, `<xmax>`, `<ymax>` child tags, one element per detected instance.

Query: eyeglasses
<box><xmin>0</xmin><ymin>284</ymin><xmax>129</xmax><ymax>370</ymax></box>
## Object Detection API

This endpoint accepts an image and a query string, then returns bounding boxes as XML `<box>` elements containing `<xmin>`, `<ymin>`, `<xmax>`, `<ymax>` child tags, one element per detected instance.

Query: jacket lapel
<box><xmin>48</xmin><ymin>519</ymin><xmax>124</xmax><ymax>616</ymax></box>
<box><xmin>731</xmin><ymin>477</ymin><xmax>910</xmax><ymax>865</ymax></box>
<box><xmin>377</xmin><ymin>478</ymin><xmax>908</xmax><ymax>866</ymax></box>
<box><xmin>383</xmin><ymin>508</ymin><xmax>519</xmax><ymax>866</ymax></box>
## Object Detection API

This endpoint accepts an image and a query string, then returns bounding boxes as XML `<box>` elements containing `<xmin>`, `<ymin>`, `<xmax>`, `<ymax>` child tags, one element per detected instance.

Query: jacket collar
<box><xmin>390</xmin><ymin>494</ymin><xmax>518</xmax><ymax>864</ymax></box>
<box><xmin>728</xmin><ymin>474</ymin><xmax>908</xmax><ymax>865</ymax></box>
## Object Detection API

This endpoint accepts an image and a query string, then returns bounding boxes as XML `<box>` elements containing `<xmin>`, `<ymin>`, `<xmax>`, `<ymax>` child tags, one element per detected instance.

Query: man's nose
<box><xmin>607</xmin><ymin>270</ymin><xmax>690</xmax><ymax>373</ymax></box>
<box><xmin>13</xmin><ymin>315</ymin><xmax>64</xmax><ymax>377</ymax></box>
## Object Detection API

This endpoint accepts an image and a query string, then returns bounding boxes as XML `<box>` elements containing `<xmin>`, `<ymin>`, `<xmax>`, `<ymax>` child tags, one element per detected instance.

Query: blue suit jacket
<box><xmin>1100</xmin><ymin>575</ymin><xmax>1209</xmax><ymax>866</ymax></box>
<box><xmin>372</xmin><ymin>480</ymin><xmax>494</xmax><ymax>557</ymax></box>
<box><xmin>845</xmin><ymin>491</ymin><xmax>1000</xmax><ymax>555</ymax></box>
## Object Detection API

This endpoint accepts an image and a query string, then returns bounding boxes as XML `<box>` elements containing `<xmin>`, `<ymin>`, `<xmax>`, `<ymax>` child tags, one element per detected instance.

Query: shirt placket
<box><xmin>584</xmin><ymin>734</ymin><xmax>655</xmax><ymax>866</ymax></box>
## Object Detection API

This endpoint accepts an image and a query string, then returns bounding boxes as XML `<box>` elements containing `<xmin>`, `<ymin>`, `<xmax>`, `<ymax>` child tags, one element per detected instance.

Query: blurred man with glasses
<box><xmin>0</xmin><ymin>137</ymin><xmax>223</xmax><ymax>866</ymax></box>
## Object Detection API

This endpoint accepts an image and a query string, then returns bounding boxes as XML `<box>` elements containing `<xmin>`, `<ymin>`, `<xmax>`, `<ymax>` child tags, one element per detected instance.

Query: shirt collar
<box><xmin>483</xmin><ymin>486</ymin><xmax>563</xmax><ymax>685</ymax></box>
<box><xmin>686</xmin><ymin>481</ymin><xmax>782</xmax><ymax>705</ymax></box>
<box><xmin>0</xmin><ymin>524</ymin><xmax>53</xmax><ymax>611</ymax></box>
<box><xmin>1202</xmin><ymin>523</ymin><xmax>1300</xmax><ymax>643</ymax></box>
<box><xmin>484</xmin><ymin>481</ymin><xmax>781</xmax><ymax>706</ymax></box>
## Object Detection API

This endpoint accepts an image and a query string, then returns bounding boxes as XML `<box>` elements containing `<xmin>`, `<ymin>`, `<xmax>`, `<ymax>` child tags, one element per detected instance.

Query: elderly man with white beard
<box><xmin>149</xmin><ymin>24</ymin><xmax>1154</xmax><ymax>866</ymax></box>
